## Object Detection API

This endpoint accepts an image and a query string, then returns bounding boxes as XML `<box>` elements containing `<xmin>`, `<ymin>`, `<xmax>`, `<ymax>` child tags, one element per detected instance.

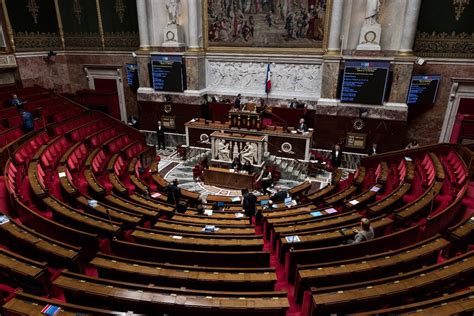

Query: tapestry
<box><xmin>206</xmin><ymin>0</ymin><xmax>328</xmax><ymax>49</ymax></box>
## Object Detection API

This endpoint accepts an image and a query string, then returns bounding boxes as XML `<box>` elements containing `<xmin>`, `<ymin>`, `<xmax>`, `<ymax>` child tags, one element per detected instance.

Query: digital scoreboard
<box><xmin>340</xmin><ymin>61</ymin><xmax>390</xmax><ymax>105</ymax></box>
<box><xmin>151</xmin><ymin>55</ymin><xmax>185</xmax><ymax>92</ymax></box>
<box><xmin>406</xmin><ymin>75</ymin><xmax>441</xmax><ymax>106</ymax></box>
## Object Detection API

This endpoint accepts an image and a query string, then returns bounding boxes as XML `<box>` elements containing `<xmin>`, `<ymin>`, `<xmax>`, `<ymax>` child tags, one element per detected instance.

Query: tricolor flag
<box><xmin>265</xmin><ymin>63</ymin><xmax>272</xmax><ymax>94</ymax></box>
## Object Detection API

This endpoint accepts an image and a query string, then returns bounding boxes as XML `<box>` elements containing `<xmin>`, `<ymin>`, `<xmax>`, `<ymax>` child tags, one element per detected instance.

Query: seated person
<box><xmin>19</xmin><ymin>108</ymin><xmax>34</xmax><ymax>133</ymax></box>
<box><xmin>231</xmin><ymin>157</ymin><xmax>242</xmax><ymax>170</ymax></box>
<box><xmin>296</xmin><ymin>118</ymin><xmax>308</xmax><ymax>133</ymax></box>
<box><xmin>242</xmin><ymin>161</ymin><xmax>253</xmax><ymax>174</ymax></box>
<box><xmin>8</xmin><ymin>94</ymin><xmax>25</xmax><ymax>107</ymax></box>
<box><xmin>405</xmin><ymin>139</ymin><xmax>419</xmax><ymax>149</ymax></box>
<box><xmin>269</xmin><ymin>185</ymin><xmax>289</xmax><ymax>204</ymax></box>
<box><xmin>367</xmin><ymin>143</ymin><xmax>378</xmax><ymax>156</ymax></box>
<box><xmin>345</xmin><ymin>218</ymin><xmax>374</xmax><ymax>244</ymax></box>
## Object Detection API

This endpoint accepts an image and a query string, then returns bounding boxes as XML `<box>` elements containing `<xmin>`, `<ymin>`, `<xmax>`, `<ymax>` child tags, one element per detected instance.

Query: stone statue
<box><xmin>365</xmin><ymin>0</ymin><xmax>382</xmax><ymax>25</ymax></box>
<box><xmin>241</xmin><ymin>142</ymin><xmax>257</xmax><ymax>164</ymax></box>
<box><xmin>166</xmin><ymin>0</ymin><xmax>180</xmax><ymax>25</ymax></box>
<box><xmin>217</xmin><ymin>139</ymin><xmax>230</xmax><ymax>161</ymax></box>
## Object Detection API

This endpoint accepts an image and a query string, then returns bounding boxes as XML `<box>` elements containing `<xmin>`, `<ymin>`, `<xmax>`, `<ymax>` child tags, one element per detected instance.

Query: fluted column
<box><xmin>326</xmin><ymin>0</ymin><xmax>344</xmax><ymax>55</ymax></box>
<box><xmin>187</xmin><ymin>0</ymin><xmax>202</xmax><ymax>50</ymax></box>
<box><xmin>398</xmin><ymin>0</ymin><xmax>422</xmax><ymax>55</ymax></box>
<box><xmin>136</xmin><ymin>0</ymin><xmax>150</xmax><ymax>49</ymax></box>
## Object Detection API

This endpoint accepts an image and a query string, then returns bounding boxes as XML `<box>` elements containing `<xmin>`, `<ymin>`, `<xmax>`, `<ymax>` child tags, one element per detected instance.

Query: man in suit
<box><xmin>242</xmin><ymin>188</ymin><xmax>257</xmax><ymax>225</ymax></box>
<box><xmin>257</xmin><ymin>164</ymin><xmax>273</xmax><ymax>194</ymax></box>
<box><xmin>156</xmin><ymin>120</ymin><xmax>165</xmax><ymax>150</ymax></box>
<box><xmin>288</xmin><ymin>98</ymin><xmax>298</xmax><ymax>108</ymax></box>
<box><xmin>296</xmin><ymin>118</ymin><xmax>308</xmax><ymax>133</ymax></box>
<box><xmin>164</xmin><ymin>179</ymin><xmax>181</xmax><ymax>208</ymax></box>
<box><xmin>331</xmin><ymin>144</ymin><xmax>343</xmax><ymax>169</ymax></box>
<box><xmin>367</xmin><ymin>143</ymin><xmax>378</xmax><ymax>156</ymax></box>
<box><xmin>270</xmin><ymin>185</ymin><xmax>289</xmax><ymax>204</ymax></box>
<box><xmin>346</xmin><ymin>218</ymin><xmax>374</xmax><ymax>244</ymax></box>
<box><xmin>234</xmin><ymin>94</ymin><xmax>242</xmax><ymax>109</ymax></box>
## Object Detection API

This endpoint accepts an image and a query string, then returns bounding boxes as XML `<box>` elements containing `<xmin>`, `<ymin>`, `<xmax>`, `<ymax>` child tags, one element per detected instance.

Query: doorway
<box><xmin>84</xmin><ymin>66</ymin><xmax>127</xmax><ymax>122</ymax></box>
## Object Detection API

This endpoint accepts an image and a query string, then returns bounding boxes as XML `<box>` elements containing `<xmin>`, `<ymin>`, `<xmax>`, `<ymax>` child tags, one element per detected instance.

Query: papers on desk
<box><xmin>203</xmin><ymin>209</ymin><xmax>213</xmax><ymax>216</ymax></box>
<box><xmin>235</xmin><ymin>213</ymin><xmax>244</xmax><ymax>218</ymax></box>
<box><xmin>0</xmin><ymin>215</ymin><xmax>10</xmax><ymax>225</ymax></box>
<box><xmin>231</xmin><ymin>197</ymin><xmax>241</xmax><ymax>202</ymax></box>
<box><xmin>202</xmin><ymin>225</ymin><xmax>219</xmax><ymax>232</ymax></box>
<box><xmin>349</xmin><ymin>200</ymin><xmax>359</xmax><ymax>205</ymax></box>
<box><xmin>325</xmin><ymin>208</ymin><xmax>338</xmax><ymax>214</ymax></box>
<box><xmin>58</xmin><ymin>172</ymin><xmax>66</xmax><ymax>178</ymax></box>
<box><xmin>87</xmin><ymin>200</ymin><xmax>98</xmax><ymax>208</ymax></box>
<box><xmin>151</xmin><ymin>192</ymin><xmax>161</xmax><ymax>198</ymax></box>
<box><xmin>370</xmin><ymin>186</ymin><xmax>381</xmax><ymax>192</ymax></box>
<box><xmin>405</xmin><ymin>157</ymin><xmax>413</xmax><ymax>161</ymax></box>
<box><xmin>310</xmin><ymin>211</ymin><xmax>323</xmax><ymax>217</ymax></box>
<box><xmin>285</xmin><ymin>235</ymin><xmax>301</xmax><ymax>243</ymax></box>
<box><xmin>291</xmin><ymin>131</ymin><xmax>297</xmax><ymax>134</ymax></box>
<box><xmin>41</xmin><ymin>304</ymin><xmax>61</xmax><ymax>315</ymax></box>
<box><xmin>171</xmin><ymin>235</ymin><xmax>183</xmax><ymax>239</ymax></box>
<box><xmin>229</xmin><ymin>169</ymin><xmax>235</xmax><ymax>173</ymax></box>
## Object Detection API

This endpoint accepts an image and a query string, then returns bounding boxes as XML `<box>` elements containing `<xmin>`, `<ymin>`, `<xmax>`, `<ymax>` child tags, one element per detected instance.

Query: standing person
<box><xmin>257</xmin><ymin>164</ymin><xmax>273</xmax><ymax>194</ymax></box>
<box><xmin>156</xmin><ymin>120</ymin><xmax>166</xmax><ymax>150</ymax></box>
<box><xmin>165</xmin><ymin>179</ymin><xmax>181</xmax><ymax>208</ymax></box>
<box><xmin>234</xmin><ymin>93</ymin><xmax>242</xmax><ymax>109</ymax></box>
<box><xmin>331</xmin><ymin>144</ymin><xmax>343</xmax><ymax>169</ymax></box>
<box><xmin>128</xmin><ymin>116</ymin><xmax>140</xmax><ymax>129</ymax></box>
<box><xmin>201</xmin><ymin>95</ymin><xmax>209</xmax><ymax>120</ymax></box>
<box><xmin>367</xmin><ymin>143</ymin><xmax>378</xmax><ymax>156</ymax></box>
<box><xmin>231</xmin><ymin>157</ymin><xmax>242</xmax><ymax>170</ymax></box>
<box><xmin>19</xmin><ymin>108</ymin><xmax>34</xmax><ymax>133</ymax></box>
<box><xmin>242</xmin><ymin>188</ymin><xmax>257</xmax><ymax>225</ymax></box>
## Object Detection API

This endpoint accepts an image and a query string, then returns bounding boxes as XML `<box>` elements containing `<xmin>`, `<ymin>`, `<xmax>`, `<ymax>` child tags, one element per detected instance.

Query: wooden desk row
<box><xmin>153</xmin><ymin>219</ymin><xmax>256</xmax><ymax>235</ymax></box>
<box><xmin>54</xmin><ymin>270</ymin><xmax>289</xmax><ymax>315</ymax></box>
<box><xmin>309</xmin><ymin>250</ymin><xmax>474</xmax><ymax>315</ymax></box>
<box><xmin>131</xmin><ymin>227</ymin><xmax>264</xmax><ymax>252</ymax></box>
<box><xmin>111</xmin><ymin>239</ymin><xmax>271</xmax><ymax>268</ymax></box>
<box><xmin>91</xmin><ymin>253</ymin><xmax>277</xmax><ymax>292</ymax></box>
<box><xmin>294</xmin><ymin>235</ymin><xmax>450</xmax><ymax>302</ymax></box>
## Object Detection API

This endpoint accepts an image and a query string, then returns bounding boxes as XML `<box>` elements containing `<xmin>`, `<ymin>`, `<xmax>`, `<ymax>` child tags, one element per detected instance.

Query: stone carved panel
<box><xmin>206</xmin><ymin>60</ymin><xmax>322</xmax><ymax>98</ymax></box>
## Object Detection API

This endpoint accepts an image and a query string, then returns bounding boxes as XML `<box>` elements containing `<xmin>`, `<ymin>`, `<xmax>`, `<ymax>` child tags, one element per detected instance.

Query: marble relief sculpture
<box><xmin>207</xmin><ymin>61</ymin><xmax>321</xmax><ymax>97</ymax></box>
<box><xmin>217</xmin><ymin>139</ymin><xmax>230</xmax><ymax>161</ymax></box>
<box><xmin>240</xmin><ymin>142</ymin><xmax>257</xmax><ymax>164</ymax></box>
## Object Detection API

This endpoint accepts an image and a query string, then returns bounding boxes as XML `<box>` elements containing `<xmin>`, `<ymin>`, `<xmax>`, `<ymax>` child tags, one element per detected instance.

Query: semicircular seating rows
<box><xmin>0</xmin><ymin>86</ymin><xmax>473</xmax><ymax>316</ymax></box>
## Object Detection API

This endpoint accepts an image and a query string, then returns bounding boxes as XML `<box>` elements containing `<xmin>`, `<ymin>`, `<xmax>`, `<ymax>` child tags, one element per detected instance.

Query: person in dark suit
<box><xmin>257</xmin><ymin>164</ymin><xmax>273</xmax><ymax>194</ymax></box>
<box><xmin>231</xmin><ymin>157</ymin><xmax>242</xmax><ymax>170</ymax></box>
<box><xmin>288</xmin><ymin>98</ymin><xmax>298</xmax><ymax>108</ymax></box>
<box><xmin>242</xmin><ymin>161</ymin><xmax>253</xmax><ymax>174</ymax></box>
<box><xmin>331</xmin><ymin>144</ymin><xmax>343</xmax><ymax>169</ymax></box>
<box><xmin>270</xmin><ymin>185</ymin><xmax>289</xmax><ymax>204</ymax></box>
<box><xmin>296</xmin><ymin>118</ymin><xmax>308</xmax><ymax>133</ymax></box>
<box><xmin>156</xmin><ymin>120</ymin><xmax>166</xmax><ymax>150</ymax></box>
<box><xmin>234</xmin><ymin>94</ymin><xmax>242</xmax><ymax>109</ymax></box>
<box><xmin>201</xmin><ymin>95</ymin><xmax>209</xmax><ymax>120</ymax></box>
<box><xmin>242</xmin><ymin>188</ymin><xmax>257</xmax><ymax>225</ymax></box>
<box><xmin>165</xmin><ymin>179</ymin><xmax>181</xmax><ymax>207</ymax></box>
<box><xmin>367</xmin><ymin>143</ymin><xmax>378</xmax><ymax>156</ymax></box>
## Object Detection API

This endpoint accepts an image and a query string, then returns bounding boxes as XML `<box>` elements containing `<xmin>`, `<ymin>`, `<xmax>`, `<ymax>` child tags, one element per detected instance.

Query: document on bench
<box><xmin>202</xmin><ymin>225</ymin><xmax>220</xmax><ymax>232</ymax></box>
<box><xmin>203</xmin><ymin>209</ymin><xmax>213</xmax><ymax>216</ymax></box>
<box><xmin>310</xmin><ymin>211</ymin><xmax>323</xmax><ymax>217</ymax></box>
<box><xmin>172</xmin><ymin>235</ymin><xmax>183</xmax><ymax>239</ymax></box>
<box><xmin>151</xmin><ymin>192</ymin><xmax>161</xmax><ymax>198</ymax></box>
<box><xmin>231</xmin><ymin>196</ymin><xmax>241</xmax><ymax>202</ymax></box>
<box><xmin>58</xmin><ymin>172</ymin><xmax>66</xmax><ymax>178</ymax></box>
<box><xmin>325</xmin><ymin>208</ymin><xmax>338</xmax><ymax>214</ymax></box>
<box><xmin>235</xmin><ymin>213</ymin><xmax>244</xmax><ymax>218</ymax></box>
<box><xmin>349</xmin><ymin>199</ymin><xmax>359</xmax><ymax>205</ymax></box>
<box><xmin>285</xmin><ymin>235</ymin><xmax>301</xmax><ymax>243</ymax></box>
<box><xmin>370</xmin><ymin>186</ymin><xmax>381</xmax><ymax>192</ymax></box>
<box><xmin>0</xmin><ymin>215</ymin><xmax>10</xmax><ymax>225</ymax></box>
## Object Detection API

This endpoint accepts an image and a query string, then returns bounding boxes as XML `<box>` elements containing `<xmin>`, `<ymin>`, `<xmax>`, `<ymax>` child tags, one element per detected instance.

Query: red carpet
<box><xmin>256</xmin><ymin>221</ymin><xmax>302</xmax><ymax>316</ymax></box>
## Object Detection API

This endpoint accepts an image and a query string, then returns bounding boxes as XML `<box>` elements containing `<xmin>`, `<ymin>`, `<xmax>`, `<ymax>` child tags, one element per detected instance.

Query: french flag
<box><xmin>265</xmin><ymin>63</ymin><xmax>272</xmax><ymax>94</ymax></box>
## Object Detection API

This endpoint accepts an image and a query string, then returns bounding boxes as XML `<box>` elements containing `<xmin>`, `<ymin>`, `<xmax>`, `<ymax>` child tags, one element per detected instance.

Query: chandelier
<box><xmin>453</xmin><ymin>0</ymin><xmax>470</xmax><ymax>20</ymax></box>
<box><xmin>26</xmin><ymin>0</ymin><xmax>40</xmax><ymax>24</ymax></box>
<box><xmin>115</xmin><ymin>0</ymin><xmax>126</xmax><ymax>23</ymax></box>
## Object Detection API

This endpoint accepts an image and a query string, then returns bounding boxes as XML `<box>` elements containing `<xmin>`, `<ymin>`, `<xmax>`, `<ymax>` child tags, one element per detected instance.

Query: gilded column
<box><xmin>54</xmin><ymin>0</ymin><xmax>65</xmax><ymax>50</ymax></box>
<box><xmin>95</xmin><ymin>0</ymin><xmax>105</xmax><ymax>48</ymax></box>
<box><xmin>398</xmin><ymin>0</ymin><xmax>422</xmax><ymax>56</ymax></box>
<box><xmin>1</xmin><ymin>0</ymin><xmax>15</xmax><ymax>51</ymax></box>
<box><xmin>136</xmin><ymin>0</ymin><xmax>150</xmax><ymax>50</ymax></box>
<box><xmin>326</xmin><ymin>0</ymin><xmax>344</xmax><ymax>55</ymax></box>
<box><xmin>187</xmin><ymin>0</ymin><xmax>202</xmax><ymax>50</ymax></box>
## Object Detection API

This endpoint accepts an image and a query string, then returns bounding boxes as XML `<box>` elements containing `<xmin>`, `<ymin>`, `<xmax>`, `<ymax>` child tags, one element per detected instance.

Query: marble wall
<box><xmin>15</xmin><ymin>52</ymin><xmax>139</xmax><ymax>117</ymax></box>
<box><xmin>407</xmin><ymin>61</ymin><xmax>474</xmax><ymax>146</ymax></box>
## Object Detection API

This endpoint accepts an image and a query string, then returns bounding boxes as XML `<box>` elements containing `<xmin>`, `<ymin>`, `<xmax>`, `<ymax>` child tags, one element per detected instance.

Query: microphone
<box><xmin>105</xmin><ymin>208</ymin><xmax>117</xmax><ymax>240</ymax></box>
